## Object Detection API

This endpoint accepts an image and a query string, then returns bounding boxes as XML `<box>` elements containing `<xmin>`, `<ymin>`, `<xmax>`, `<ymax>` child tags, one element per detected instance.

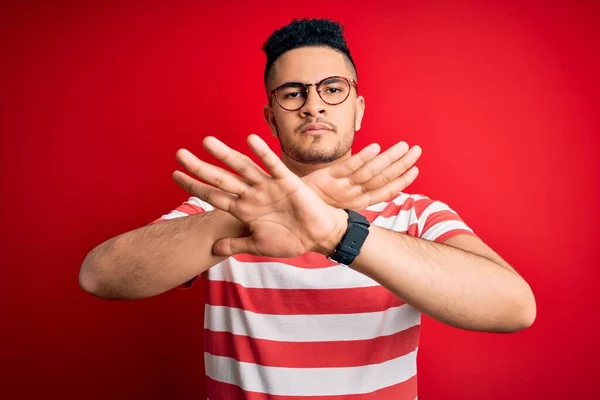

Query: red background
<box><xmin>1</xmin><ymin>0</ymin><xmax>599</xmax><ymax>398</ymax></box>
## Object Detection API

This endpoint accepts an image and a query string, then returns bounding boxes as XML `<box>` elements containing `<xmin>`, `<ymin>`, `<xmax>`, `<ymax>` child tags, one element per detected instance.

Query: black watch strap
<box><xmin>328</xmin><ymin>209</ymin><xmax>370</xmax><ymax>266</ymax></box>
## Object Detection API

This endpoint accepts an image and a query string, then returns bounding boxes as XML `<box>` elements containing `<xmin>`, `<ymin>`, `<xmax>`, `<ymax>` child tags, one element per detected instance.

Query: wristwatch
<box><xmin>328</xmin><ymin>209</ymin><xmax>370</xmax><ymax>266</ymax></box>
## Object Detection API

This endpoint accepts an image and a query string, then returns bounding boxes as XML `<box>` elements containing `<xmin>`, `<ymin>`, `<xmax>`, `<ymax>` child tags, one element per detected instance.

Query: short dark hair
<box><xmin>262</xmin><ymin>18</ymin><xmax>357</xmax><ymax>88</ymax></box>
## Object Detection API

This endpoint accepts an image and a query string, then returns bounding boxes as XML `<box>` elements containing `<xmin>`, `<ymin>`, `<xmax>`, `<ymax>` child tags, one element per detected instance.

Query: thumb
<box><xmin>213</xmin><ymin>236</ymin><xmax>257</xmax><ymax>256</ymax></box>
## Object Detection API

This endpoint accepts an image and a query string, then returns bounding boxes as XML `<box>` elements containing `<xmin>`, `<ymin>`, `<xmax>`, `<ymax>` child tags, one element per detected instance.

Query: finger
<box><xmin>364</xmin><ymin>166</ymin><xmax>420</xmax><ymax>205</ymax></box>
<box><xmin>176</xmin><ymin>148</ymin><xmax>249</xmax><ymax>196</ymax></box>
<box><xmin>349</xmin><ymin>141</ymin><xmax>409</xmax><ymax>185</ymax></box>
<box><xmin>172</xmin><ymin>170</ymin><xmax>237</xmax><ymax>212</ymax></box>
<box><xmin>213</xmin><ymin>236</ymin><xmax>256</xmax><ymax>257</ymax></box>
<box><xmin>363</xmin><ymin>145</ymin><xmax>422</xmax><ymax>191</ymax></box>
<box><xmin>202</xmin><ymin>136</ymin><xmax>270</xmax><ymax>183</ymax></box>
<box><xmin>328</xmin><ymin>143</ymin><xmax>380</xmax><ymax>179</ymax></box>
<box><xmin>246</xmin><ymin>134</ymin><xmax>293</xmax><ymax>179</ymax></box>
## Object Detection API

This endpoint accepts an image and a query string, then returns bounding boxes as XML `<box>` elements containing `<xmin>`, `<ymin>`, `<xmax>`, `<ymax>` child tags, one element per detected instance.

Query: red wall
<box><xmin>2</xmin><ymin>1</ymin><xmax>598</xmax><ymax>398</ymax></box>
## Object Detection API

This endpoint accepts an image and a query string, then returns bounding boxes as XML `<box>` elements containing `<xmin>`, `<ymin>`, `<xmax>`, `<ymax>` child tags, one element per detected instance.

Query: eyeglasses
<box><xmin>269</xmin><ymin>76</ymin><xmax>358</xmax><ymax>111</ymax></box>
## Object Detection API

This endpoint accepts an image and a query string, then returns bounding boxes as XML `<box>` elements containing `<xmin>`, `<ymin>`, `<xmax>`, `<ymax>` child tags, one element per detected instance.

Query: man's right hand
<box><xmin>172</xmin><ymin>135</ymin><xmax>349</xmax><ymax>258</ymax></box>
<box><xmin>302</xmin><ymin>141</ymin><xmax>422</xmax><ymax>211</ymax></box>
<box><xmin>173</xmin><ymin>138</ymin><xmax>422</xmax><ymax>213</ymax></box>
<box><xmin>171</xmin><ymin>136</ymin><xmax>421</xmax><ymax>258</ymax></box>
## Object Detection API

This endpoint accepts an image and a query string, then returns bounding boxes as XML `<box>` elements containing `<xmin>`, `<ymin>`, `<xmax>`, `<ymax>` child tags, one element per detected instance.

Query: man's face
<box><xmin>263</xmin><ymin>46</ymin><xmax>365</xmax><ymax>165</ymax></box>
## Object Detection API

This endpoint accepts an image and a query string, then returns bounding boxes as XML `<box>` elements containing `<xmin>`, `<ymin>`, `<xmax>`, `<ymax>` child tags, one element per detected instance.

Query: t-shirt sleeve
<box><xmin>150</xmin><ymin>196</ymin><xmax>215</xmax><ymax>289</ymax></box>
<box><xmin>151</xmin><ymin>196</ymin><xmax>214</xmax><ymax>223</ymax></box>
<box><xmin>411</xmin><ymin>196</ymin><xmax>478</xmax><ymax>243</ymax></box>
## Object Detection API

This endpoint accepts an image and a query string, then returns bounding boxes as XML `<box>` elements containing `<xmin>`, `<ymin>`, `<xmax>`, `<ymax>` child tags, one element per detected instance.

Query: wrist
<box><xmin>326</xmin><ymin>209</ymin><xmax>371</xmax><ymax>266</ymax></box>
<box><xmin>315</xmin><ymin>208</ymin><xmax>348</xmax><ymax>256</ymax></box>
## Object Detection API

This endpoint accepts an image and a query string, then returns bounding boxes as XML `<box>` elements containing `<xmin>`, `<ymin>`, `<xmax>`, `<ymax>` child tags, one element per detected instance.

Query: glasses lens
<box><xmin>319</xmin><ymin>78</ymin><xmax>350</xmax><ymax>105</ymax></box>
<box><xmin>276</xmin><ymin>83</ymin><xmax>307</xmax><ymax>110</ymax></box>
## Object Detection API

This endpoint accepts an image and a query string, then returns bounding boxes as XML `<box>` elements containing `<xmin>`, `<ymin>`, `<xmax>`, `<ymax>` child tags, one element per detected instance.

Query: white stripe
<box><xmin>365</xmin><ymin>192</ymin><xmax>411</xmax><ymax>212</ymax></box>
<box><xmin>208</xmin><ymin>257</ymin><xmax>380</xmax><ymax>289</ymax></box>
<box><xmin>422</xmin><ymin>220</ymin><xmax>473</xmax><ymax>241</ymax></box>
<box><xmin>205</xmin><ymin>303</ymin><xmax>421</xmax><ymax>342</ymax></box>
<box><xmin>416</xmin><ymin>200</ymin><xmax>458</xmax><ymax>235</ymax></box>
<box><xmin>161</xmin><ymin>196</ymin><xmax>215</xmax><ymax>220</ymax></box>
<box><xmin>371</xmin><ymin>208</ymin><xmax>416</xmax><ymax>231</ymax></box>
<box><xmin>205</xmin><ymin>349</ymin><xmax>418</xmax><ymax>396</ymax></box>
<box><xmin>365</xmin><ymin>192</ymin><xmax>429</xmax><ymax>212</ymax></box>
<box><xmin>161</xmin><ymin>210</ymin><xmax>189</xmax><ymax>219</ymax></box>
<box><xmin>186</xmin><ymin>196</ymin><xmax>215</xmax><ymax>211</ymax></box>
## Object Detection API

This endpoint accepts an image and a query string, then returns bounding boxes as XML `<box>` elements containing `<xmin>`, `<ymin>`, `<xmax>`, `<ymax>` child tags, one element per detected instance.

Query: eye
<box><xmin>325</xmin><ymin>87</ymin><xmax>342</xmax><ymax>94</ymax></box>
<box><xmin>285</xmin><ymin>91</ymin><xmax>303</xmax><ymax>99</ymax></box>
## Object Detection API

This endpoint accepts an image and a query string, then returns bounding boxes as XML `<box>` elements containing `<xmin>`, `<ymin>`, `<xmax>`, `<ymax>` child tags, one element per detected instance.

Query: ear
<box><xmin>354</xmin><ymin>95</ymin><xmax>365</xmax><ymax>132</ymax></box>
<box><xmin>263</xmin><ymin>104</ymin><xmax>278</xmax><ymax>137</ymax></box>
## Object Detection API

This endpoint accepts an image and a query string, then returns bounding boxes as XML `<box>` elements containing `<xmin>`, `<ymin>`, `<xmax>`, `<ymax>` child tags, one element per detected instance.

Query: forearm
<box><xmin>347</xmin><ymin>226</ymin><xmax>535</xmax><ymax>333</ymax></box>
<box><xmin>79</xmin><ymin>210</ymin><xmax>246</xmax><ymax>300</ymax></box>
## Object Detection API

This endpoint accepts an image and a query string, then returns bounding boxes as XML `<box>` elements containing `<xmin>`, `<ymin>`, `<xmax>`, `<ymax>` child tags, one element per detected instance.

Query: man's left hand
<box><xmin>302</xmin><ymin>141</ymin><xmax>421</xmax><ymax>211</ymax></box>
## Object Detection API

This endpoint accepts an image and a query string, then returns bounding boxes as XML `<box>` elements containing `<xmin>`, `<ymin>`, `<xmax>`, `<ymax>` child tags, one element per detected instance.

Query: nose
<box><xmin>299</xmin><ymin>85</ymin><xmax>326</xmax><ymax>117</ymax></box>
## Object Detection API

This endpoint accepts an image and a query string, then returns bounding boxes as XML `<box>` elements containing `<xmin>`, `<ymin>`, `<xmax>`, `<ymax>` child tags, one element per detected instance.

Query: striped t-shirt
<box><xmin>157</xmin><ymin>192</ymin><xmax>476</xmax><ymax>399</ymax></box>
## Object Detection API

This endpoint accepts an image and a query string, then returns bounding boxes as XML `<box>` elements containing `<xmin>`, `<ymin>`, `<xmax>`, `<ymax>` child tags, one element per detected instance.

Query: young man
<box><xmin>80</xmin><ymin>19</ymin><xmax>536</xmax><ymax>399</ymax></box>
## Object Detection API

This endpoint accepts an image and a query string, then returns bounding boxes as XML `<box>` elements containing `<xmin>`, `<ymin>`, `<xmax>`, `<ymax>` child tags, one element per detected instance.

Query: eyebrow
<box><xmin>278</xmin><ymin>77</ymin><xmax>345</xmax><ymax>88</ymax></box>
<box><xmin>278</xmin><ymin>81</ymin><xmax>307</xmax><ymax>88</ymax></box>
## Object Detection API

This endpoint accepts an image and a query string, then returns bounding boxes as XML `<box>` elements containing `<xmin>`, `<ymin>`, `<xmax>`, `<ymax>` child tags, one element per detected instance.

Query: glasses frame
<box><xmin>268</xmin><ymin>76</ymin><xmax>358</xmax><ymax>111</ymax></box>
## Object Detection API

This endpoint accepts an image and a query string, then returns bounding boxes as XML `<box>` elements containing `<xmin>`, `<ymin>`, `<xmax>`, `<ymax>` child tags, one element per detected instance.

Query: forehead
<box><xmin>270</xmin><ymin>46</ymin><xmax>353</xmax><ymax>89</ymax></box>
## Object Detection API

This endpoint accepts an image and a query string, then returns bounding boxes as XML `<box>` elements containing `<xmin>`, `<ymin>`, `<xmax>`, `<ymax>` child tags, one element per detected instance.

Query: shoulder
<box><xmin>153</xmin><ymin>196</ymin><xmax>215</xmax><ymax>223</ymax></box>
<box><xmin>363</xmin><ymin>192</ymin><xmax>438</xmax><ymax>217</ymax></box>
<box><xmin>365</xmin><ymin>192</ymin><xmax>476</xmax><ymax>242</ymax></box>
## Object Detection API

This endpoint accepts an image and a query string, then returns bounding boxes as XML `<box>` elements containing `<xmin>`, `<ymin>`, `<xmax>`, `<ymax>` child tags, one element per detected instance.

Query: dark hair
<box><xmin>262</xmin><ymin>18</ymin><xmax>357</xmax><ymax>88</ymax></box>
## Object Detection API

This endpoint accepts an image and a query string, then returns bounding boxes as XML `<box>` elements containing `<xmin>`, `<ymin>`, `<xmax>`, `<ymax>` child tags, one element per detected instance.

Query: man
<box><xmin>80</xmin><ymin>19</ymin><xmax>536</xmax><ymax>399</ymax></box>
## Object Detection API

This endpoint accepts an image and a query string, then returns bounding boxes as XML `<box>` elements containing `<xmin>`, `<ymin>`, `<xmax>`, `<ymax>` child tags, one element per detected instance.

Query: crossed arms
<box><xmin>80</xmin><ymin>135</ymin><xmax>535</xmax><ymax>332</ymax></box>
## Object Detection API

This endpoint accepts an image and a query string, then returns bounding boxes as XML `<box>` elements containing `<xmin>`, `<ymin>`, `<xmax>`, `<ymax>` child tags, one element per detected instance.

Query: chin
<box><xmin>293</xmin><ymin>148</ymin><xmax>345</xmax><ymax>165</ymax></box>
<box><xmin>279</xmin><ymin>130</ymin><xmax>352</xmax><ymax>164</ymax></box>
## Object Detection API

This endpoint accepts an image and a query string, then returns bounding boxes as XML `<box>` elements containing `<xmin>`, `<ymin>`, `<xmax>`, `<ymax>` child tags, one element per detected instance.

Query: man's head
<box><xmin>262</xmin><ymin>19</ymin><xmax>365</xmax><ymax>171</ymax></box>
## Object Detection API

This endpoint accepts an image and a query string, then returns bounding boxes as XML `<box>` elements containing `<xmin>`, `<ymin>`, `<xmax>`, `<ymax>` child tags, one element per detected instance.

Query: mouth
<box><xmin>301</xmin><ymin>128</ymin><xmax>332</xmax><ymax>136</ymax></box>
<box><xmin>300</xmin><ymin>123</ymin><xmax>334</xmax><ymax>135</ymax></box>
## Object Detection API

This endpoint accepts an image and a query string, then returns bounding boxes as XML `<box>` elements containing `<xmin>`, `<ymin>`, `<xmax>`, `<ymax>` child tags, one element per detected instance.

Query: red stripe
<box><xmin>407</xmin><ymin>222</ymin><xmax>419</xmax><ymax>237</ymax></box>
<box><xmin>412</xmin><ymin>197</ymin><xmax>437</xmax><ymax>219</ymax></box>
<box><xmin>207</xmin><ymin>280</ymin><xmax>405</xmax><ymax>315</ymax></box>
<box><xmin>232</xmin><ymin>252</ymin><xmax>337</xmax><ymax>269</ymax></box>
<box><xmin>435</xmin><ymin>229</ymin><xmax>478</xmax><ymax>243</ymax></box>
<box><xmin>150</xmin><ymin>201</ymin><xmax>206</xmax><ymax>224</ymax></box>
<box><xmin>174</xmin><ymin>202</ymin><xmax>205</xmax><ymax>215</ymax></box>
<box><xmin>362</xmin><ymin>197</ymin><xmax>414</xmax><ymax>222</ymax></box>
<box><xmin>205</xmin><ymin>325</ymin><xmax>419</xmax><ymax>368</ymax></box>
<box><xmin>206</xmin><ymin>375</ymin><xmax>417</xmax><ymax>400</ymax></box>
<box><xmin>363</xmin><ymin>196</ymin><xmax>437</xmax><ymax>221</ymax></box>
<box><xmin>421</xmin><ymin>210</ymin><xmax>464</xmax><ymax>235</ymax></box>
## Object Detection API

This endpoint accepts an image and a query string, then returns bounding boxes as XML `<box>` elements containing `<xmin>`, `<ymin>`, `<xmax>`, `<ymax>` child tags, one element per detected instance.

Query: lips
<box><xmin>301</xmin><ymin>123</ymin><xmax>333</xmax><ymax>133</ymax></box>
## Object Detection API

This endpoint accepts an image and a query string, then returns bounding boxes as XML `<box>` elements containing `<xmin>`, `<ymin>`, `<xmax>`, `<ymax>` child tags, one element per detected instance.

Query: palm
<box><xmin>173</xmin><ymin>135</ymin><xmax>343</xmax><ymax>257</ymax></box>
<box><xmin>304</xmin><ymin>169</ymin><xmax>372</xmax><ymax>210</ymax></box>
<box><xmin>231</xmin><ymin>177</ymin><xmax>336</xmax><ymax>255</ymax></box>
<box><xmin>302</xmin><ymin>141</ymin><xmax>422</xmax><ymax>211</ymax></box>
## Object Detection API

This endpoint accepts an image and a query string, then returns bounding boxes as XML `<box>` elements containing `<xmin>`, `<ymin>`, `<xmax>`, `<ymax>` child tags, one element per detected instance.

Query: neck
<box><xmin>280</xmin><ymin>151</ymin><xmax>352</xmax><ymax>177</ymax></box>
